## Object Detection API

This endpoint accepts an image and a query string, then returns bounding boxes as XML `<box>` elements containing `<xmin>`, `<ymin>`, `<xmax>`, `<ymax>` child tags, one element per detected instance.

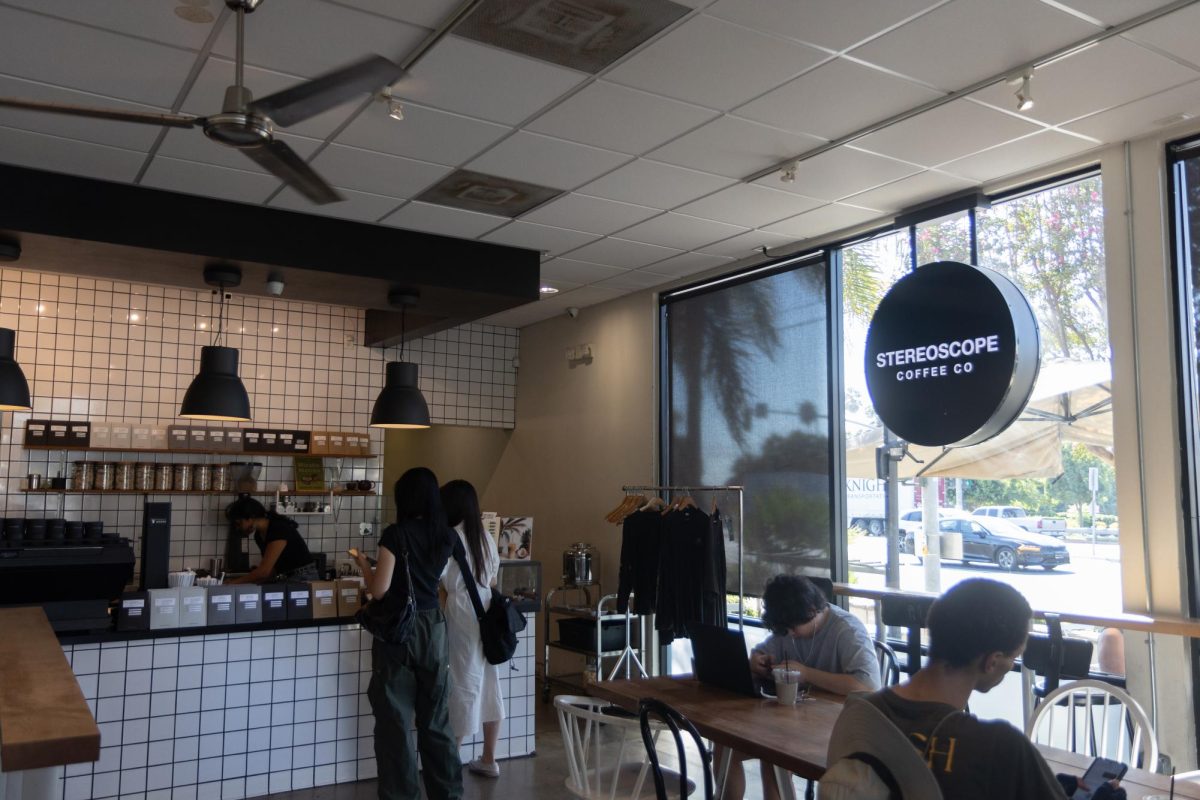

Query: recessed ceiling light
<box><xmin>540</xmin><ymin>286</ymin><xmax>559</xmax><ymax>295</ymax></box>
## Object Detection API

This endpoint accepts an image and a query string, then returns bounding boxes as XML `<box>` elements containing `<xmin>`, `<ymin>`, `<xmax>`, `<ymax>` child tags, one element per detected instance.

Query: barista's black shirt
<box><xmin>253</xmin><ymin>516</ymin><xmax>313</xmax><ymax>576</ymax></box>
<box><xmin>379</xmin><ymin>519</ymin><xmax>455</xmax><ymax>611</ymax></box>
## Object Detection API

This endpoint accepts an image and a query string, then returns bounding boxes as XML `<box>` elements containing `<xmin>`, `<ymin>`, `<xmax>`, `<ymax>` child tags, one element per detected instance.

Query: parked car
<box><xmin>931</xmin><ymin>516</ymin><xmax>1071</xmax><ymax>571</ymax></box>
<box><xmin>972</xmin><ymin>505</ymin><xmax>1067</xmax><ymax>537</ymax></box>
<box><xmin>898</xmin><ymin>508</ymin><xmax>972</xmax><ymax>554</ymax></box>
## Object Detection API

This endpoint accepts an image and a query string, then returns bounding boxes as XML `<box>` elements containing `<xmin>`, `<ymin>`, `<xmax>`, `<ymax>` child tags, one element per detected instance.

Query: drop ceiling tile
<box><xmin>0</xmin><ymin>6</ymin><xmax>197</xmax><ymax>107</ymax></box>
<box><xmin>1124</xmin><ymin>3</ymin><xmax>1200</xmax><ymax>70</ymax></box>
<box><xmin>578</xmin><ymin>160</ymin><xmax>737</xmax><ymax>209</ymax></box>
<box><xmin>1065</xmin><ymin>79</ymin><xmax>1200</xmax><ymax>142</ymax></box>
<box><xmin>853</xmin><ymin>99</ymin><xmax>1042</xmax><ymax>168</ymax></box>
<box><xmin>526</xmin><ymin>81</ymin><xmax>718</xmax><ymax>156</ymax></box>
<box><xmin>841</xmin><ymin>169</ymin><xmax>975</xmax><ymax>214</ymax></box>
<box><xmin>938</xmin><ymin>130</ymin><xmax>1101</xmax><ymax>183</ymax></box>
<box><xmin>157</xmin><ymin>130</ymin><xmax>323</xmax><ymax>177</ymax></box>
<box><xmin>850</xmin><ymin>0</ymin><xmax>1098</xmax><ymax>91</ymax></box>
<box><xmin>648</xmin><ymin>251</ymin><xmax>736</xmax><ymax>278</ymax></box>
<box><xmin>593</xmin><ymin>269</ymin><xmax>675</xmax><ymax>292</ymax></box>
<box><xmin>269</xmin><ymin>186</ymin><xmax>401</xmax><ymax>222</ymax></box>
<box><xmin>758</xmin><ymin>146</ymin><xmax>921</xmax><ymax>202</ymax></box>
<box><xmin>556</xmin><ymin>284</ymin><xmax>629</xmax><ymax>306</ymax></box>
<box><xmin>677</xmin><ymin>184</ymin><xmax>823</xmax><ymax>228</ymax></box>
<box><xmin>736</xmin><ymin>58</ymin><xmax>943</xmax><ymax>141</ymax></box>
<box><xmin>567</xmin><ymin>238</ymin><xmax>684</xmax><ymax>269</ymax></box>
<box><xmin>0</xmin><ymin>75</ymin><xmax>168</xmax><ymax>152</ymax></box>
<box><xmin>541</xmin><ymin>258</ymin><xmax>628</xmax><ymax>284</ymax></box>
<box><xmin>1045</xmin><ymin>0</ymin><xmax>1177</xmax><ymax>26</ymax></box>
<box><xmin>183</xmin><ymin>57</ymin><xmax>360</xmax><ymax>140</ymax></box>
<box><xmin>696</xmin><ymin>229</ymin><xmax>798</xmax><ymax>259</ymax></box>
<box><xmin>213</xmin><ymin>0</ymin><xmax>426</xmax><ymax>78</ymax></box>
<box><xmin>482</xmin><ymin>221</ymin><xmax>601</xmax><ymax>258</ymax></box>
<box><xmin>762</xmin><ymin>203</ymin><xmax>883</xmax><ymax>239</ymax></box>
<box><xmin>382</xmin><ymin>201</ymin><xmax>509</xmax><ymax>238</ymax></box>
<box><xmin>140</xmin><ymin>156</ymin><xmax>280</xmax><ymax>204</ymax></box>
<box><xmin>328</xmin><ymin>0</ymin><xmax>461</xmax><ymax>28</ymax></box>
<box><xmin>395</xmin><ymin>37</ymin><xmax>586</xmax><ymax>126</ymax></box>
<box><xmin>0</xmin><ymin>125</ymin><xmax>145</xmax><ymax>182</ymax></box>
<box><xmin>466</xmin><ymin>132</ymin><xmax>629</xmax><ymax>190</ymax></box>
<box><xmin>521</xmin><ymin>193</ymin><xmax>661</xmax><ymax>235</ymax></box>
<box><xmin>648</xmin><ymin>116</ymin><xmax>824</xmax><ymax>179</ymax></box>
<box><xmin>335</xmin><ymin>101</ymin><xmax>510</xmax><ymax>166</ymax></box>
<box><xmin>605</xmin><ymin>15</ymin><xmax>827</xmax><ymax>111</ymax></box>
<box><xmin>706</xmin><ymin>0</ymin><xmax>941</xmax><ymax>52</ymax></box>
<box><xmin>309</xmin><ymin>144</ymin><xmax>450</xmax><ymax>198</ymax></box>
<box><xmin>617</xmin><ymin>213</ymin><xmax>747</xmax><ymax>251</ymax></box>
<box><xmin>969</xmin><ymin>38</ymin><xmax>1198</xmax><ymax>126</ymax></box>
<box><xmin>5</xmin><ymin>0</ymin><xmax>221</xmax><ymax>50</ymax></box>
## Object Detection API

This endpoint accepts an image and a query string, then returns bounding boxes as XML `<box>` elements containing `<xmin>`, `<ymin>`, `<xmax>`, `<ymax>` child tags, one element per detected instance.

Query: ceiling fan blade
<box><xmin>248</xmin><ymin>55</ymin><xmax>403</xmax><ymax>127</ymax></box>
<box><xmin>242</xmin><ymin>139</ymin><xmax>342</xmax><ymax>205</ymax></box>
<box><xmin>0</xmin><ymin>97</ymin><xmax>200</xmax><ymax>129</ymax></box>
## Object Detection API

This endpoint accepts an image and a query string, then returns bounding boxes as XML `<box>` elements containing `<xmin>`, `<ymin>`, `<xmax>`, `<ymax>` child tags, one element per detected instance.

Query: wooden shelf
<box><xmin>21</xmin><ymin>444</ymin><xmax>374</xmax><ymax>459</ymax></box>
<box><xmin>23</xmin><ymin>489</ymin><xmax>377</xmax><ymax>497</ymax></box>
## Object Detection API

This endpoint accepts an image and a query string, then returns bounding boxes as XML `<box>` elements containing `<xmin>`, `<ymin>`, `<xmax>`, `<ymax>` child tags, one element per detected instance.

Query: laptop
<box><xmin>689</xmin><ymin>623</ymin><xmax>759</xmax><ymax>698</ymax></box>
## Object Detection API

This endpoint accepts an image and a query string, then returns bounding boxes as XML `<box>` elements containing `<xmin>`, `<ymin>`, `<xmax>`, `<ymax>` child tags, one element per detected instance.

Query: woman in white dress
<box><xmin>439</xmin><ymin>479</ymin><xmax>505</xmax><ymax>778</ymax></box>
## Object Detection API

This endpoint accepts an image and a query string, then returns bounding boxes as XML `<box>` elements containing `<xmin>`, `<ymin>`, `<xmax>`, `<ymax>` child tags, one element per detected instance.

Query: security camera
<box><xmin>265</xmin><ymin>272</ymin><xmax>285</xmax><ymax>296</ymax></box>
<box><xmin>566</xmin><ymin>307</ymin><xmax>580</xmax><ymax>319</ymax></box>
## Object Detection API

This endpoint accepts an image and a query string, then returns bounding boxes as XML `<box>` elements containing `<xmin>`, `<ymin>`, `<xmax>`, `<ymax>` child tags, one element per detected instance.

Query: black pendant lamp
<box><xmin>0</xmin><ymin>327</ymin><xmax>32</xmax><ymax>411</ymax></box>
<box><xmin>370</xmin><ymin>290</ymin><xmax>430</xmax><ymax>429</ymax></box>
<box><xmin>179</xmin><ymin>266</ymin><xmax>251</xmax><ymax>422</ymax></box>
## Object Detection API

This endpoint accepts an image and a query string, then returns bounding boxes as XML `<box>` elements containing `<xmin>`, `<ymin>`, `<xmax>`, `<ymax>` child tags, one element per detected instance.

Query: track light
<box><xmin>1013</xmin><ymin>71</ymin><xmax>1034</xmax><ymax>112</ymax></box>
<box><xmin>381</xmin><ymin>87</ymin><xmax>404</xmax><ymax>121</ymax></box>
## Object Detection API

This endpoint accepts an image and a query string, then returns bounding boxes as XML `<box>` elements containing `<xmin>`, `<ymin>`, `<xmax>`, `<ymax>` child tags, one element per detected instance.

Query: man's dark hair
<box><xmin>761</xmin><ymin>575</ymin><xmax>829</xmax><ymax>636</ymax></box>
<box><xmin>927</xmin><ymin>579</ymin><xmax>1032</xmax><ymax>667</ymax></box>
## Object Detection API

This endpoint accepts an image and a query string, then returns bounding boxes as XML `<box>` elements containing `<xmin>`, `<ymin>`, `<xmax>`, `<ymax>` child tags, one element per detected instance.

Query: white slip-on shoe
<box><xmin>467</xmin><ymin>758</ymin><xmax>500</xmax><ymax>778</ymax></box>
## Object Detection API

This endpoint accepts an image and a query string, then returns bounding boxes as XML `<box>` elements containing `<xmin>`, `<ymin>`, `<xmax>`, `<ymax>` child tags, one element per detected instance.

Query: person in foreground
<box><xmin>440</xmin><ymin>479</ymin><xmax>505</xmax><ymax>779</ymax></box>
<box><xmin>727</xmin><ymin>575</ymin><xmax>881</xmax><ymax>799</ymax></box>
<box><xmin>865</xmin><ymin>578</ymin><xmax>1124</xmax><ymax>799</ymax></box>
<box><xmin>352</xmin><ymin>468</ymin><xmax>461</xmax><ymax>800</ymax></box>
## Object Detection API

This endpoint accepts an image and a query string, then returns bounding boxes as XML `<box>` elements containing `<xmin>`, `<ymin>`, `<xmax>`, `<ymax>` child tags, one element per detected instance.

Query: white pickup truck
<box><xmin>972</xmin><ymin>506</ymin><xmax>1067</xmax><ymax>537</ymax></box>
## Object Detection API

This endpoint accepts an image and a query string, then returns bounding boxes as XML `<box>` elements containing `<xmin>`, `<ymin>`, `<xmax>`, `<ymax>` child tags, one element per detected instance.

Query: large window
<box><xmin>663</xmin><ymin>253</ymin><xmax>834</xmax><ymax>600</ymax></box>
<box><xmin>842</xmin><ymin>174</ymin><xmax>1119</xmax><ymax>616</ymax></box>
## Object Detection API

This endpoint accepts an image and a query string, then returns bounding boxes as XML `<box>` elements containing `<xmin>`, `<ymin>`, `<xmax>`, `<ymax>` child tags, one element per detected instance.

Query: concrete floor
<box><xmin>260</xmin><ymin>692</ymin><xmax>780</xmax><ymax>799</ymax></box>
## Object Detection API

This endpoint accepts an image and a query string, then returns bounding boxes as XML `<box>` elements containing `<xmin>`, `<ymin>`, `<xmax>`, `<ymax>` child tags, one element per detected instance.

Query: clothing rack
<box><xmin>620</xmin><ymin>484</ymin><xmax>745</xmax><ymax>632</ymax></box>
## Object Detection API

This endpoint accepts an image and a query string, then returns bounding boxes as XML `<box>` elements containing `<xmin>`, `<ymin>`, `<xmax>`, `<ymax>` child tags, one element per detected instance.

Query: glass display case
<box><xmin>497</xmin><ymin>560</ymin><xmax>541</xmax><ymax>612</ymax></box>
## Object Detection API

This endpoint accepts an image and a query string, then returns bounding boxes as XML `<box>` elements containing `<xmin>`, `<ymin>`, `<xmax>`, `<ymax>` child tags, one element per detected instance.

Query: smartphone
<box><xmin>1072</xmin><ymin>757</ymin><xmax>1127</xmax><ymax>799</ymax></box>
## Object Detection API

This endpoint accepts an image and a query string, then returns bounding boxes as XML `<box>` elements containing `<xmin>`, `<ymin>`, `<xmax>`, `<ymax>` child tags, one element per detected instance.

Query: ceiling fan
<box><xmin>0</xmin><ymin>0</ymin><xmax>403</xmax><ymax>204</ymax></box>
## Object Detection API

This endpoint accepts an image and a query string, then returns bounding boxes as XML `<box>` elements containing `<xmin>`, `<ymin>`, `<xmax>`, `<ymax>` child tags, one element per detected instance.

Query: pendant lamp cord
<box><xmin>213</xmin><ymin>285</ymin><xmax>226</xmax><ymax>347</ymax></box>
<box><xmin>398</xmin><ymin>301</ymin><xmax>406</xmax><ymax>362</ymax></box>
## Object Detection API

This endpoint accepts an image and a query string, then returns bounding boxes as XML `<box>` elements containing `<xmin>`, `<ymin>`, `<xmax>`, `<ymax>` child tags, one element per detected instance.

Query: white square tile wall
<box><xmin>0</xmin><ymin>267</ymin><xmax>517</xmax><ymax>573</ymax></box>
<box><xmin>60</xmin><ymin>623</ymin><xmax>538</xmax><ymax>800</ymax></box>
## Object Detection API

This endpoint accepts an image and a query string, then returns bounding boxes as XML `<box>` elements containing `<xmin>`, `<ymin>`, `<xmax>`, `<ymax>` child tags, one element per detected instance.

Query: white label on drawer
<box><xmin>315</xmin><ymin>590</ymin><xmax>334</xmax><ymax>604</ymax></box>
<box><xmin>155</xmin><ymin>597</ymin><xmax>176</xmax><ymax>609</ymax></box>
<box><xmin>128</xmin><ymin>608</ymin><xmax>143</xmax><ymax>616</ymax></box>
<box><xmin>183</xmin><ymin>596</ymin><xmax>205</xmax><ymax>608</ymax></box>
<box><xmin>124</xmin><ymin>598</ymin><xmax>145</xmax><ymax>609</ymax></box>
<box><xmin>264</xmin><ymin>592</ymin><xmax>284</xmax><ymax>602</ymax></box>
<box><xmin>211</xmin><ymin>594</ymin><xmax>232</xmax><ymax>604</ymax></box>
<box><xmin>290</xmin><ymin>593</ymin><xmax>309</xmax><ymax>606</ymax></box>
<box><xmin>239</xmin><ymin>597</ymin><xmax>258</xmax><ymax>609</ymax></box>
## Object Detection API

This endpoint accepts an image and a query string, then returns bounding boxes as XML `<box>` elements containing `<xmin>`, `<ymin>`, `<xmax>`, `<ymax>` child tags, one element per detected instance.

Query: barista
<box><xmin>224</xmin><ymin>496</ymin><xmax>319</xmax><ymax>583</ymax></box>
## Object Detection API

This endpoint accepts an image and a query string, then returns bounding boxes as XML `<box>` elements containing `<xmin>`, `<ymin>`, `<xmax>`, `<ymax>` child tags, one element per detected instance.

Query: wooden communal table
<box><xmin>589</xmin><ymin>676</ymin><xmax>844</xmax><ymax>799</ymax></box>
<box><xmin>0</xmin><ymin>607</ymin><xmax>100</xmax><ymax>800</ymax></box>
<box><xmin>1040</xmin><ymin>745</ymin><xmax>1200</xmax><ymax>800</ymax></box>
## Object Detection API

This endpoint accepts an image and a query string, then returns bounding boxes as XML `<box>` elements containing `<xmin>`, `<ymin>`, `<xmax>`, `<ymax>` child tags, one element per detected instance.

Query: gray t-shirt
<box><xmin>751</xmin><ymin>604</ymin><xmax>881</xmax><ymax>690</ymax></box>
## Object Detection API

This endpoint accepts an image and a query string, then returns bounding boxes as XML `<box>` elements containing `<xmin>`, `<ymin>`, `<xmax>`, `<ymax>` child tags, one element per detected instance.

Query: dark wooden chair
<box><xmin>638</xmin><ymin>697</ymin><xmax>714</xmax><ymax>800</ymax></box>
<box><xmin>880</xmin><ymin>594</ymin><xmax>935</xmax><ymax>676</ymax></box>
<box><xmin>874</xmin><ymin>638</ymin><xmax>902</xmax><ymax>686</ymax></box>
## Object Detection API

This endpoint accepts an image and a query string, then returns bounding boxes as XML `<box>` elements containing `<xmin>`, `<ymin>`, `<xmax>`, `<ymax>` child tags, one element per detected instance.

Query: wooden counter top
<box><xmin>0</xmin><ymin>607</ymin><xmax>100</xmax><ymax>771</ymax></box>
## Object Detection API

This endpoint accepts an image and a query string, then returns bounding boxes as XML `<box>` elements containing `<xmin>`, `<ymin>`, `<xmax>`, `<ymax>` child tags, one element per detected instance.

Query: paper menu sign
<box><xmin>498</xmin><ymin>516</ymin><xmax>533</xmax><ymax>560</ymax></box>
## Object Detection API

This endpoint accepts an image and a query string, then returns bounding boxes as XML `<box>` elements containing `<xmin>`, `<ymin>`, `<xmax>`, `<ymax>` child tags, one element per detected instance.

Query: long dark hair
<box><xmin>393</xmin><ymin>467</ymin><xmax>447</xmax><ymax>557</ymax></box>
<box><xmin>441</xmin><ymin>479</ymin><xmax>486</xmax><ymax>585</ymax></box>
<box><xmin>226</xmin><ymin>495</ymin><xmax>296</xmax><ymax>532</ymax></box>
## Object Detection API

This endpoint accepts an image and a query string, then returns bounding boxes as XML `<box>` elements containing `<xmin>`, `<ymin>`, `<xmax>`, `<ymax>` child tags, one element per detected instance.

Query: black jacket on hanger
<box><xmin>655</xmin><ymin>505</ymin><xmax>712</xmax><ymax>645</ymax></box>
<box><xmin>616</xmin><ymin>509</ymin><xmax>662</xmax><ymax>615</ymax></box>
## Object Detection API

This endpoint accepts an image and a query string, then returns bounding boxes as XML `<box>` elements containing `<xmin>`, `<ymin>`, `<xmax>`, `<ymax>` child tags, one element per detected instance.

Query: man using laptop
<box><xmin>865</xmin><ymin>579</ymin><xmax>1123</xmax><ymax>799</ymax></box>
<box><xmin>725</xmin><ymin>574</ymin><xmax>880</xmax><ymax>800</ymax></box>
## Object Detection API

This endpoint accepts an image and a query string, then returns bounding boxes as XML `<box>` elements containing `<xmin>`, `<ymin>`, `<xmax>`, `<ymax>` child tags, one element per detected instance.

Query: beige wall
<box><xmin>383</xmin><ymin>424</ymin><xmax>513</xmax><ymax>504</ymax></box>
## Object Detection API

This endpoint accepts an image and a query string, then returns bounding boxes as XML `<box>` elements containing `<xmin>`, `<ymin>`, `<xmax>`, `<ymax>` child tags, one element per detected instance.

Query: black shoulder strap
<box><xmin>452</xmin><ymin>538</ymin><xmax>487</xmax><ymax>621</ymax></box>
<box><xmin>846</xmin><ymin>752</ymin><xmax>903</xmax><ymax>800</ymax></box>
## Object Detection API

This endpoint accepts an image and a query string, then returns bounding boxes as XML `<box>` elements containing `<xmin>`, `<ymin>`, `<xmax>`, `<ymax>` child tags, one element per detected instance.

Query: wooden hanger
<box><xmin>639</xmin><ymin>496</ymin><xmax>667</xmax><ymax>513</ymax></box>
<box><xmin>605</xmin><ymin>494</ymin><xmax>645</xmax><ymax>524</ymax></box>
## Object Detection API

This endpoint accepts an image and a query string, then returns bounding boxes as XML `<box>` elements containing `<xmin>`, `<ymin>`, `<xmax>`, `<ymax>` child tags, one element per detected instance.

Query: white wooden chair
<box><xmin>1025</xmin><ymin>679</ymin><xmax>1158</xmax><ymax>770</ymax></box>
<box><xmin>555</xmin><ymin>694</ymin><xmax>694</xmax><ymax>799</ymax></box>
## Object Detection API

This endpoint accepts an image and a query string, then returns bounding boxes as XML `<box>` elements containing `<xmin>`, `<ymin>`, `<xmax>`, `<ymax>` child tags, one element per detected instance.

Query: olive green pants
<box><xmin>367</xmin><ymin>607</ymin><xmax>463</xmax><ymax>800</ymax></box>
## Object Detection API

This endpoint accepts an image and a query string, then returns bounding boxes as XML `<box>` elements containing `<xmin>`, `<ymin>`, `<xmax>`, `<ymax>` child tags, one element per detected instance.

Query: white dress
<box><xmin>441</xmin><ymin>523</ymin><xmax>505</xmax><ymax>739</ymax></box>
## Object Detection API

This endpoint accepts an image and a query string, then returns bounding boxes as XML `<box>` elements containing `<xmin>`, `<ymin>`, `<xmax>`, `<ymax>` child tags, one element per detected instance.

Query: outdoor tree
<box><xmin>1052</xmin><ymin>443</ymin><xmax>1117</xmax><ymax>519</ymax></box>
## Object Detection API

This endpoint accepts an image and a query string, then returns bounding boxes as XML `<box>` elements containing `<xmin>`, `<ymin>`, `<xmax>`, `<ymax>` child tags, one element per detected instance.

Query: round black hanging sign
<box><xmin>864</xmin><ymin>261</ymin><xmax>1041</xmax><ymax>448</ymax></box>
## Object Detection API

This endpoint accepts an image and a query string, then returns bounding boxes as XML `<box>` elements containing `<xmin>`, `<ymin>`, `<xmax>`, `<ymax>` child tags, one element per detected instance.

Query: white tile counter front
<box><xmin>56</xmin><ymin>618</ymin><xmax>537</xmax><ymax>800</ymax></box>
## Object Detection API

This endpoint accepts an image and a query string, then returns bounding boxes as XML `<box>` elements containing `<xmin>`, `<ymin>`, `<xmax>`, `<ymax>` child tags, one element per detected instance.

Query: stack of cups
<box><xmin>167</xmin><ymin>571</ymin><xmax>196</xmax><ymax>588</ymax></box>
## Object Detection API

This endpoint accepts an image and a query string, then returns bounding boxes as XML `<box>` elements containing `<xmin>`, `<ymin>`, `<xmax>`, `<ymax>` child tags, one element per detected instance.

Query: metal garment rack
<box><xmin>620</xmin><ymin>484</ymin><xmax>746</xmax><ymax>632</ymax></box>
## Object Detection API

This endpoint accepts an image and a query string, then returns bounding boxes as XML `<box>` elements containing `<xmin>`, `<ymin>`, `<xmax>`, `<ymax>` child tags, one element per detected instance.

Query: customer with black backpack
<box><xmin>352</xmin><ymin>467</ymin><xmax>461</xmax><ymax>800</ymax></box>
